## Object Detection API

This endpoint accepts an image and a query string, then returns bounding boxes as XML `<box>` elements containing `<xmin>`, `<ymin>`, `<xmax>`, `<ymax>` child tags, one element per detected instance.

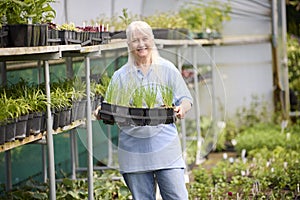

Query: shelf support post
<box><xmin>44</xmin><ymin>60</ymin><xmax>56</xmax><ymax>200</ymax></box>
<box><xmin>85</xmin><ymin>56</ymin><xmax>94</xmax><ymax>200</ymax></box>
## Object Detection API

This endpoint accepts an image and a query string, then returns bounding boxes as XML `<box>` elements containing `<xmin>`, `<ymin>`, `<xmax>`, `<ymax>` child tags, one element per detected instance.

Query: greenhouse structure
<box><xmin>0</xmin><ymin>0</ymin><xmax>294</xmax><ymax>199</ymax></box>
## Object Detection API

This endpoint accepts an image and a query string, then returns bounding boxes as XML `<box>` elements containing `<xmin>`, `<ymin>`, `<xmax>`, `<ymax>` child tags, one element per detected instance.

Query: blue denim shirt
<box><xmin>107</xmin><ymin>57</ymin><xmax>193</xmax><ymax>173</ymax></box>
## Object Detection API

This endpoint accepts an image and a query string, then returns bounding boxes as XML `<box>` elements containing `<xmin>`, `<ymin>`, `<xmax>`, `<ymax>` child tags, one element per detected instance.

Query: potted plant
<box><xmin>68</xmin><ymin>77</ymin><xmax>87</xmax><ymax>122</ymax></box>
<box><xmin>178</xmin><ymin>0</ymin><xmax>231</xmax><ymax>39</ymax></box>
<box><xmin>143</xmin><ymin>11</ymin><xmax>190</xmax><ymax>40</ymax></box>
<box><xmin>25</xmin><ymin>88</ymin><xmax>47</xmax><ymax>136</ymax></box>
<box><xmin>0</xmin><ymin>92</ymin><xmax>30</xmax><ymax>142</ymax></box>
<box><xmin>1</xmin><ymin>0</ymin><xmax>56</xmax><ymax>47</ymax></box>
<box><xmin>50</xmin><ymin>85</ymin><xmax>72</xmax><ymax>130</ymax></box>
<box><xmin>98</xmin><ymin>83</ymin><xmax>176</xmax><ymax>126</ymax></box>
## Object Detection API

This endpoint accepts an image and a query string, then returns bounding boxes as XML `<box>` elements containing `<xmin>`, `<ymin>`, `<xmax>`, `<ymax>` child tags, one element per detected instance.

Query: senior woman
<box><xmin>96</xmin><ymin>21</ymin><xmax>193</xmax><ymax>200</ymax></box>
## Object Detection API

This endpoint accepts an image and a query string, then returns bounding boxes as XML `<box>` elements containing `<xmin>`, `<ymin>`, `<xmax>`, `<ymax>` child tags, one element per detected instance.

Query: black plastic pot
<box><xmin>59</xmin><ymin>107</ymin><xmax>72</xmax><ymax>127</ymax></box>
<box><xmin>5</xmin><ymin>118</ymin><xmax>17</xmax><ymax>142</ymax></box>
<box><xmin>98</xmin><ymin>102</ymin><xmax>176</xmax><ymax>126</ymax></box>
<box><xmin>98</xmin><ymin>102</ymin><xmax>116</xmax><ymax>124</ymax></box>
<box><xmin>144</xmin><ymin>107</ymin><xmax>175</xmax><ymax>126</ymax></box>
<box><xmin>26</xmin><ymin>113</ymin><xmax>34</xmax><ymax>137</ymax></box>
<box><xmin>52</xmin><ymin>109</ymin><xmax>60</xmax><ymax>130</ymax></box>
<box><xmin>7</xmin><ymin>24</ymin><xmax>32</xmax><ymax>47</ymax></box>
<box><xmin>15</xmin><ymin>114</ymin><xmax>29</xmax><ymax>140</ymax></box>
<box><xmin>76</xmin><ymin>99</ymin><xmax>87</xmax><ymax>120</ymax></box>
<box><xmin>32</xmin><ymin>112</ymin><xmax>43</xmax><ymax>135</ymax></box>
<box><xmin>40</xmin><ymin>112</ymin><xmax>46</xmax><ymax>132</ymax></box>
<box><xmin>0</xmin><ymin>26</ymin><xmax>8</xmax><ymax>48</ymax></box>
<box><xmin>31</xmin><ymin>24</ymin><xmax>41</xmax><ymax>46</ymax></box>
<box><xmin>71</xmin><ymin>101</ymin><xmax>79</xmax><ymax>122</ymax></box>
<box><xmin>0</xmin><ymin>123</ymin><xmax>6</xmax><ymax>145</ymax></box>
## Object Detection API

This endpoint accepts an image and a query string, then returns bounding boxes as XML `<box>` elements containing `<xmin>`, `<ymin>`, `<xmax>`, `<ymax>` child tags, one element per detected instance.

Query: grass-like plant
<box><xmin>131</xmin><ymin>86</ymin><xmax>144</xmax><ymax>108</ymax></box>
<box><xmin>160</xmin><ymin>85</ymin><xmax>173</xmax><ymax>107</ymax></box>
<box><xmin>105</xmin><ymin>81</ymin><xmax>119</xmax><ymax>104</ymax></box>
<box><xmin>94</xmin><ymin>74</ymin><xmax>111</xmax><ymax>97</ymax></box>
<box><xmin>144</xmin><ymin>84</ymin><xmax>157</xmax><ymax>108</ymax></box>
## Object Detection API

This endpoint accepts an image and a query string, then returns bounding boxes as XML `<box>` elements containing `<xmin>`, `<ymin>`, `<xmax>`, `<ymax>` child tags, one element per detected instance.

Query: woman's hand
<box><xmin>174</xmin><ymin>99</ymin><xmax>192</xmax><ymax>119</ymax></box>
<box><xmin>93</xmin><ymin>106</ymin><xmax>102</xmax><ymax>120</ymax></box>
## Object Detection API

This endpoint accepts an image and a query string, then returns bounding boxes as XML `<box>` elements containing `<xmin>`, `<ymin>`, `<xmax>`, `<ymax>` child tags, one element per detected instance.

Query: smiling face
<box><xmin>128</xmin><ymin>30</ymin><xmax>153</xmax><ymax>62</ymax></box>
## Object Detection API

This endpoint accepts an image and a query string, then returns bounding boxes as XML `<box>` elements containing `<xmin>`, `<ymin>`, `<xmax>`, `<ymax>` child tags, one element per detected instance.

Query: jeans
<box><xmin>122</xmin><ymin>168</ymin><xmax>188</xmax><ymax>200</ymax></box>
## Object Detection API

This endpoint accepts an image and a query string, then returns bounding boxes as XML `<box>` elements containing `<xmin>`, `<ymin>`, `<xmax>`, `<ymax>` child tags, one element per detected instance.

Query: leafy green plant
<box><xmin>287</xmin><ymin>34</ymin><xmax>300</xmax><ymax>94</ymax></box>
<box><xmin>0</xmin><ymin>92</ymin><xmax>31</xmax><ymax>120</ymax></box>
<box><xmin>0</xmin><ymin>0</ymin><xmax>56</xmax><ymax>24</ymax></box>
<box><xmin>235</xmin><ymin>122</ymin><xmax>300</xmax><ymax>153</ymax></box>
<box><xmin>179</xmin><ymin>0</ymin><xmax>231</xmax><ymax>33</ymax></box>
<box><xmin>70</xmin><ymin>78</ymin><xmax>87</xmax><ymax>102</ymax></box>
<box><xmin>119</xmin><ymin>8</ymin><xmax>131</xmax><ymax>27</ymax></box>
<box><xmin>95</xmin><ymin>74</ymin><xmax>111</xmax><ymax>97</ymax></box>
<box><xmin>143</xmin><ymin>11</ymin><xmax>188</xmax><ymax>29</ymax></box>
<box><xmin>50</xmin><ymin>87</ymin><xmax>72</xmax><ymax>110</ymax></box>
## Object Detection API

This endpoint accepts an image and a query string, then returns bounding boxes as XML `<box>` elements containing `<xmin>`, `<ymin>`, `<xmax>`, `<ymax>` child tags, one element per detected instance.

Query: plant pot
<box><xmin>71</xmin><ymin>101</ymin><xmax>79</xmax><ymax>122</ymax></box>
<box><xmin>65</xmin><ymin>108</ymin><xmax>71</xmax><ymax>125</ymax></box>
<box><xmin>0</xmin><ymin>123</ymin><xmax>6</xmax><ymax>145</ymax></box>
<box><xmin>47</xmin><ymin>29</ymin><xmax>61</xmax><ymax>46</ymax></box>
<box><xmin>32</xmin><ymin>112</ymin><xmax>43</xmax><ymax>135</ymax></box>
<box><xmin>59</xmin><ymin>108</ymin><xmax>67</xmax><ymax>127</ymax></box>
<box><xmin>76</xmin><ymin>99</ymin><xmax>87</xmax><ymax>120</ymax></box>
<box><xmin>144</xmin><ymin>107</ymin><xmax>175</xmax><ymax>126</ymax></box>
<box><xmin>0</xmin><ymin>26</ymin><xmax>8</xmax><ymax>48</ymax></box>
<box><xmin>153</xmin><ymin>29</ymin><xmax>170</xmax><ymax>39</ymax></box>
<box><xmin>26</xmin><ymin>113</ymin><xmax>34</xmax><ymax>137</ymax></box>
<box><xmin>98</xmin><ymin>102</ymin><xmax>176</xmax><ymax>126</ymax></box>
<box><xmin>52</xmin><ymin>109</ymin><xmax>60</xmax><ymax>130</ymax></box>
<box><xmin>59</xmin><ymin>30</ymin><xmax>81</xmax><ymax>45</ymax></box>
<box><xmin>7</xmin><ymin>24</ymin><xmax>33</xmax><ymax>47</ymax></box>
<box><xmin>39</xmin><ymin>24</ymin><xmax>48</xmax><ymax>46</ymax></box>
<box><xmin>31</xmin><ymin>24</ymin><xmax>41</xmax><ymax>46</ymax></box>
<box><xmin>27</xmin><ymin>112</ymin><xmax>43</xmax><ymax>136</ymax></box>
<box><xmin>15</xmin><ymin>114</ymin><xmax>29</xmax><ymax>140</ymax></box>
<box><xmin>114</xmin><ymin>105</ymin><xmax>130</xmax><ymax>125</ymax></box>
<box><xmin>98</xmin><ymin>102</ymin><xmax>116</xmax><ymax>124</ymax></box>
<box><xmin>40</xmin><ymin>112</ymin><xmax>46</xmax><ymax>132</ymax></box>
<box><xmin>5</xmin><ymin>118</ymin><xmax>17</xmax><ymax>142</ymax></box>
<box><xmin>129</xmin><ymin>107</ymin><xmax>146</xmax><ymax>126</ymax></box>
<box><xmin>110</xmin><ymin>31</ymin><xmax>126</xmax><ymax>39</ymax></box>
<box><xmin>59</xmin><ymin>107</ymin><xmax>71</xmax><ymax>127</ymax></box>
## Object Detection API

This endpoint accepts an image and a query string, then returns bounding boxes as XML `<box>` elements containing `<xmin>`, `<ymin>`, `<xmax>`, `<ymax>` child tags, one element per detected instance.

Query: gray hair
<box><xmin>126</xmin><ymin>21</ymin><xmax>160</xmax><ymax>66</ymax></box>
